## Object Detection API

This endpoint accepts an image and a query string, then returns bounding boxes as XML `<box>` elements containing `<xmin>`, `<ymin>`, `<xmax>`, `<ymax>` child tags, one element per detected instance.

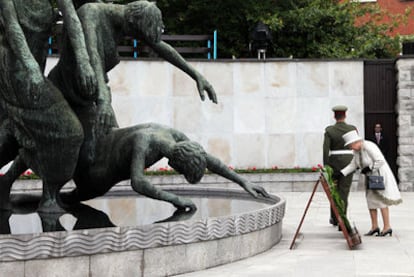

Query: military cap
<box><xmin>332</xmin><ymin>105</ymin><xmax>348</xmax><ymax>112</ymax></box>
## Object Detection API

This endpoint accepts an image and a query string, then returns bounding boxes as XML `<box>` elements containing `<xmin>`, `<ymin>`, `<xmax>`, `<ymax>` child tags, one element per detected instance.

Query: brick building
<box><xmin>357</xmin><ymin>0</ymin><xmax>414</xmax><ymax>36</ymax></box>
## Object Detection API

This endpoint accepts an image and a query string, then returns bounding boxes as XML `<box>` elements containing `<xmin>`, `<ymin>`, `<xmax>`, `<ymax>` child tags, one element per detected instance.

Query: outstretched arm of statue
<box><xmin>205</xmin><ymin>154</ymin><xmax>270</xmax><ymax>198</ymax></box>
<box><xmin>0</xmin><ymin>0</ymin><xmax>43</xmax><ymax>95</ymax></box>
<box><xmin>57</xmin><ymin>0</ymin><xmax>97</xmax><ymax>99</ymax></box>
<box><xmin>148</xmin><ymin>40</ymin><xmax>218</xmax><ymax>104</ymax></box>
<box><xmin>130</xmin><ymin>151</ymin><xmax>196</xmax><ymax>211</ymax></box>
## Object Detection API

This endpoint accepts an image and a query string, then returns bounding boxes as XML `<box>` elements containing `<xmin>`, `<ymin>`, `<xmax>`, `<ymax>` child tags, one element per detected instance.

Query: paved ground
<box><xmin>179</xmin><ymin>191</ymin><xmax>414</xmax><ymax>277</ymax></box>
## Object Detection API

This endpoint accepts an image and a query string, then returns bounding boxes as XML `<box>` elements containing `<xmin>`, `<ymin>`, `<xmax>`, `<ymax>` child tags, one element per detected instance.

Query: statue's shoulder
<box><xmin>77</xmin><ymin>1</ymin><xmax>105</xmax><ymax>17</ymax></box>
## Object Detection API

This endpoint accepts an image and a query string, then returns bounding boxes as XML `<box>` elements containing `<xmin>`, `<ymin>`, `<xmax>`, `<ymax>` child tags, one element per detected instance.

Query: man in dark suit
<box><xmin>368</xmin><ymin>123</ymin><xmax>389</xmax><ymax>160</ymax></box>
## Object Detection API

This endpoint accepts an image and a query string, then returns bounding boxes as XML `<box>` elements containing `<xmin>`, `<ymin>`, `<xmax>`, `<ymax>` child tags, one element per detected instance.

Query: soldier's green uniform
<box><xmin>323</xmin><ymin>105</ymin><xmax>357</xmax><ymax>225</ymax></box>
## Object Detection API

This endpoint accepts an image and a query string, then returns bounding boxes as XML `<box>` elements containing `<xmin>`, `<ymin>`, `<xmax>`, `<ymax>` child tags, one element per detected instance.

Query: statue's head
<box><xmin>168</xmin><ymin>141</ymin><xmax>207</xmax><ymax>184</ymax></box>
<box><xmin>125</xmin><ymin>1</ymin><xmax>164</xmax><ymax>43</ymax></box>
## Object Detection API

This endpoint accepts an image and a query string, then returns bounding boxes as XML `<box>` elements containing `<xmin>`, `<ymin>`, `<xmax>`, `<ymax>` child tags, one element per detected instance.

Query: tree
<box><xmin>152</xmin><ymin>0</ymin><xmax>278</xmax><ymax>58</ymax></box>
<box><xmin>267</xmin><ymin>0</ymin><xmax>402</xmax><ymax>58</ymax></box>
<box><xmin>117</xmin><ymin>0</ymin><xmax>404</xmax><ymax>58</ymax></box>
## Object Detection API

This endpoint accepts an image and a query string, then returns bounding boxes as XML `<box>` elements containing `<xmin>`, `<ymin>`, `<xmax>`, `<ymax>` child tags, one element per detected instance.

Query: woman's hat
<box><xmin>343</xmin><ymin>130</ymin><xmax>362</xmax><ymax>146</ymax></box>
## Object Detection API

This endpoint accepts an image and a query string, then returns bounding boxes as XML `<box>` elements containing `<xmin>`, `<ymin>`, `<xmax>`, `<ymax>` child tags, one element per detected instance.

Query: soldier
<box><xmin>323</xmin><ymin>105</ymin><xmax>357</xmax><ymax>227</ymax></box>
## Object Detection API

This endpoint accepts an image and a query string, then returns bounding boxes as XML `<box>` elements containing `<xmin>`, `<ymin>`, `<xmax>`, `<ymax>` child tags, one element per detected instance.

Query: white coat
<box><xmin>341</xmin><ymin>140</ymin><xmax>402</xmax><ymax>207</ymax></box>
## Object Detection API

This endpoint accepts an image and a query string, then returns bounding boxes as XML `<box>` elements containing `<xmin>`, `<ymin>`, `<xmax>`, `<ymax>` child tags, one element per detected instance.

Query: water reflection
<box><xmin>0</xmin><ymin>203</ymin><xmax>116</xmax><ymax>235</ymax></box>
<box><xmin>1</xmin><ymin>195</ymin><xmax>270</xmax><ymax>235</ymax></box>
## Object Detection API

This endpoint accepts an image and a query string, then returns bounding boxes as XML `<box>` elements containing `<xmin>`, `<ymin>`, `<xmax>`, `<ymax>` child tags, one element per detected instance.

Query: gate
<box><xmin>364</xmin><ymin>60</ymin><xmax>397</xmax><ymax>177</ymax></box>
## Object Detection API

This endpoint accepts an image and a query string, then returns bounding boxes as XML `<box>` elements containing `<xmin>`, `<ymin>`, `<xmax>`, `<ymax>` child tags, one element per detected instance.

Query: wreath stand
<box><xmin>289</xmin><ymin>173</ymin><xmax>361</xmax><ymax>250</ymax></box>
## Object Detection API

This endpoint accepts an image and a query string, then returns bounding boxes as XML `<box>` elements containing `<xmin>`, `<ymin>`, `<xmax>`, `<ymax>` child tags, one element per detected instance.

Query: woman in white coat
<box><xmin>338</xmin><ymin>130</ymin><xmax>402</xmax><ymax>236</ymax></box>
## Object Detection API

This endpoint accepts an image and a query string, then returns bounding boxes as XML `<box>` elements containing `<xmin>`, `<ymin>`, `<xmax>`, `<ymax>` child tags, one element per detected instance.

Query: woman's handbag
<box><xmin>367</xmin><ymin>170</ymin><xmax>385</xmax><ymax>190</ymax></box>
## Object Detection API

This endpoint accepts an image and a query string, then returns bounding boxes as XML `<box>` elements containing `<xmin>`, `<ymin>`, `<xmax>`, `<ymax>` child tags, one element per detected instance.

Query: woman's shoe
<box><xmin>364</xmin><ymin>227</ymin><xmax>380</xmax><ymax>236</ymax></box>
<box><xmin>378</xmin><ymin>228</ymin><xmax>393</xmax><ymax>237</ymax></box>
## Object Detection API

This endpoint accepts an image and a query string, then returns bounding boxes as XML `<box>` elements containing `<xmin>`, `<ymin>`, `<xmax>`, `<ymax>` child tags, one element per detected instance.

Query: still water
<box><xmin>2</xmin><ymin>195</ymin><xmax>270</xmax><ymax>235</ymax></box>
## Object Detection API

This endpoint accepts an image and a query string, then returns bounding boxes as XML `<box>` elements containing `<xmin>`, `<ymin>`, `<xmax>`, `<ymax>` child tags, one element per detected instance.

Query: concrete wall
<box><xmin>44</xmin><ymin>58</ymin><xmax>365</xmax><ymax>170</ymax></box>
<box><xmin>396</xmin><ymin>57</ymin><xmax>414</xmax><ymax>191</ymax></box>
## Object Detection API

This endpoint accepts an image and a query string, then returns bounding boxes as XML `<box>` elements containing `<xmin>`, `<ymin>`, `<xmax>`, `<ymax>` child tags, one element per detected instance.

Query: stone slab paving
<box><xmin>179</xmin><ymin>191</ymin><xmax>414</xmax><ymax>277</ymax></box>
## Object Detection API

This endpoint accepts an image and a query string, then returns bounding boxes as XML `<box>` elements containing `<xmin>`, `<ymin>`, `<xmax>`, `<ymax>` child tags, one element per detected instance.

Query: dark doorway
<box><xmin>364</xmin><ymin>60</ymin><xmax>397</xmax><ymax>178</ymax></box>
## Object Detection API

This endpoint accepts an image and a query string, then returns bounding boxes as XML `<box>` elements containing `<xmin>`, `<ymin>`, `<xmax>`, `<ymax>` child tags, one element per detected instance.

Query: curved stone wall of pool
<box><xmin>0</xmin><ymin>187</ymin><xmax>285</xmax><ymax>276</ymax></box>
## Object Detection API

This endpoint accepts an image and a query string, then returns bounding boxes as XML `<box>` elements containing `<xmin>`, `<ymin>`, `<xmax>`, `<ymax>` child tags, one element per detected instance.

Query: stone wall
<box><xmin>396</xmin><ymin>57</ymin><xmax>414</xmax><ymax>191</ymax></box>
<box><xmin>43</xmin><ymin>58</ymin><xmax>365</xmax><ymax>170</ymax></box>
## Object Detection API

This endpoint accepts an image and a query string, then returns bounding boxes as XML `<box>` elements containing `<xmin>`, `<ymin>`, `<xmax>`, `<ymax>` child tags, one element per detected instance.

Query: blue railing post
<box><xmin>133</xmin><ymin>39</ymin><xmax>138</xmax><ymax>59</ymax></box>
<box><xmin>48</xmin><ymin>37</ymin><xmax>53</xmax><ymax>55</ymax></box>
<box><xmin>213</xmin><ymin>30</ymin><xmax>217</xmax><ymax>60</ymax></box>
<box><xmin>207</xmin><ymin>40</ymin><xmax>211</xmax><ymax>60</ymax></box>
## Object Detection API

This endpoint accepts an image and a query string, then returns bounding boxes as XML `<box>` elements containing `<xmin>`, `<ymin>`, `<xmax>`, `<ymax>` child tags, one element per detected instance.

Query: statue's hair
<box><xmin>125</xmin><ymin>1</ymin><xmax>163</xmax><ymax>42</ymax></box>
<box><xmin>171</xmin><ymin>141</ymin><xmax>207</xmax><ymax>184</ymax></box>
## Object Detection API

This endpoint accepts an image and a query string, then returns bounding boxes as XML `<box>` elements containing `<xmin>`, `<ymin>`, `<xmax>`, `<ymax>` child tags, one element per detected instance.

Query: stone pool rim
<box><xmin>0</xmin><ymin>186</ymin><xmax>285</xmax><ymax>262</ymax></box>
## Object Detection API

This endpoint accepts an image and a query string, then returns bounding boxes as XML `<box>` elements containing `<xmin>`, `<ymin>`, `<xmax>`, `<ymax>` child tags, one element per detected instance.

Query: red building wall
<box><xmin>367</xmin><ymin>0</ymin><xmax>414</xmax><ymax>36</ymax></box>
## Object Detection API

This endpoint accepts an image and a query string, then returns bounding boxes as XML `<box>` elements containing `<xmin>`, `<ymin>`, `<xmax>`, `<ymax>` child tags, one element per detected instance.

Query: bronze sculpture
<box><xmin>0</xmin><ymin>1</ymin><xmax>269</xmax><ymax>213</ymax></box>
<box><xmin>48</xmin><ymin>0</ymin><xmax>217</xmax><ymax>164</ymax></box>
<box><xmin>0</xmin><ymin>0</ymin><xmax>99</xmax><ymax>212</ymax></box>
<box><xmin>61</xmin><ymin>123</ymin><xmax>269</xmax><ymax>210</ymax></box>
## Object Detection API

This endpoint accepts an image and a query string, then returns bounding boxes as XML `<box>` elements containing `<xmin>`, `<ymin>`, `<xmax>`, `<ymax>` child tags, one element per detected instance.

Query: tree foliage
<box><xmin>117</xmin><ymin>0</ymin><xmax>404</xmax><ymax>58</ymax></box>
<box><xmin>140</xmin><ymin>0</ymin><xmax>278</xmax><ymax>58</ymax></box>
<box><xmin>267</xmin><ymin>0</ymin><xmax>402</xmax><ymax>58</ymax></box>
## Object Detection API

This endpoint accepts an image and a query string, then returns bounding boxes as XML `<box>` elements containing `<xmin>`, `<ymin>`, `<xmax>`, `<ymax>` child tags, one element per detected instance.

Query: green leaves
<box><xmin>322</xmin><ymin>166</ymin><xmax>352</xmax><ymax>232</ymax></box>
<box><xmin>116</xmin><ymin>0</ymin><xmax>403</xmax><ymax>58</ymax></box>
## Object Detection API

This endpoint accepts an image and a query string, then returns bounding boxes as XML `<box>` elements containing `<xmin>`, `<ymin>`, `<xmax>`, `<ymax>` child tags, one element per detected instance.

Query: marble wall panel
<box><xmin>42</xmin><ymin>58</ymin><xmax>365</xmax><ymax>169</ymax></box>
<box><xmin>203</xmin><ymin>63</ymin><xmax>234</xmax><ymax>96</ymax></box>
<box><xmin>296</xmin><ymin>97</ymin><xmax>331</xmax><ymax>133</ymax></box>
<box><xmin>200</xmin><ymin>97</ymin><xmax>234</xmax><ymax>134</ymax></box>
<box><xmin>234</xmin><ymin>63</ymin><xmax>264</xmax><ymax>95</ymax></box>
<box><xmin>265</xmin><ymin>97</ymin><xmax>297</xmax><ymax>134</ymax></box>
<box><xmin>296</xmin><ymin>62</ymin><xmax>330</xmax><ymax>97</ymax></box>
<box><xmin>234</xmin><ymin>97</ymin><xmax>266</xmax><ymax>134</ymax></box>
<box><xmin>109</xmin><ymin>61</ymin><xmax>170</xmax><ymax>97</ymax></box>
<box><xmin>233</xmin><ymin>134</ymin><xmax>266</xmax><ymax>168</ymax></box>
<box><xmin>172</xmin><ymin>98</ymin><xmax>203</xmax><ymax>133</ymax></box>
<box><xmin>267</xmin><ymin>134</ymin><xmax>296</xmax><ymax>168</ymax></box>
<box><xmin>265</xmin><ymin>62</ymin><xmax>297</xmax><ymax>98</ymax></box>
<box><xmin>297</xmin><ymin>132</ymin><xmax>324</xmax><ymax>167</ymax></box>
<box><xmin>172</xmin><ymin>62</ymin><xmax>203</xmax><ymax>97</ymax></box>
<box><xmin>112</xmin><ymin>96</ymin><xmax>172</xmax><ymax>127</ymax></box>
<box><xmin>329</xmin><ymin>62</ymin><xmax>364</xmax><ymax>97</ymax></box>
<box><xmin>207</xmin><ymin>137</ymin><xmax>232</xmax><ymax>165</ymax></box>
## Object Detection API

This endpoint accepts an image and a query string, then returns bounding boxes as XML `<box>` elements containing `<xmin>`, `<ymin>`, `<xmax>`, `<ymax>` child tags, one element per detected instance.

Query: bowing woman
<box><xmin>337</xmin><ymin>130</ymin><xmax>402</xmax><ymax>237</ymax></box>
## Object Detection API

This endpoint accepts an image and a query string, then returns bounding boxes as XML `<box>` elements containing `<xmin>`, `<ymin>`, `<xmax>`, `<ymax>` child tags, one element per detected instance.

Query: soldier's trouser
<box><xmin>330</xmin><ymin>173</ymin><xmax>354</xmax><ymax>223</ymax></box>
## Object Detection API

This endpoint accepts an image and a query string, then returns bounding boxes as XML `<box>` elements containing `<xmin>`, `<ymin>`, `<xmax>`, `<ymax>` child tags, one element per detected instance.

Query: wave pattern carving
<box><xmin>0</xmin><ymin>190</ymin><xmax>285</xmax><ymax>261</ymax></box>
